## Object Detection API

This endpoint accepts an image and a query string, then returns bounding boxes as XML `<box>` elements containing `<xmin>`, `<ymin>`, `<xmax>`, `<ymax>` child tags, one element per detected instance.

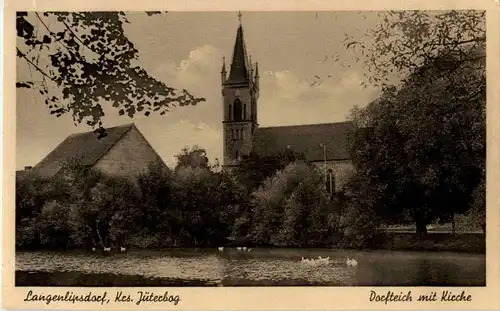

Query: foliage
<box><xmin>339</xmin><ymin>175</ymin><xmax>379</xmax><ymax>248</ymax></box>
<box><xmin>16</xmin><ymin>12</ymin><xmax>204</xmax><ymax>131</ymax></box>
<box><xmin>343</xmin><ymin>10</ymin><xmax>486</xmax><ymax>87</ymax></box>
<box><xmin>233</xmin><ymin>149</ymin><xmax>306</xmax><ymax>192</ymax></box>
<box><xmin>16</xmin><ymin>146</ymin><xmax>248</xmax><ymax>249</ymax></box>
<box><xmin>249</xmin><ymin>161</ymin><xmax>341</xmax><ymax>247</ymax></box>
<box><xmin>347</xmin><ymin>48</ymin><xmax>485</xmax><ymax>234</ymax></box>
<box><xmin>174</xmin><ymin>145</ymin><xmax>210</xmax><ymax>171</ymax></box>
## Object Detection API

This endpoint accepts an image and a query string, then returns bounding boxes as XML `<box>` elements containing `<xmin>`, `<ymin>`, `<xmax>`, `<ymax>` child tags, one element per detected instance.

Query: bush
<box><xmin>249</xmin><ymin>161</ymin><xmax>342</xmax><ymax>247</ymax></box>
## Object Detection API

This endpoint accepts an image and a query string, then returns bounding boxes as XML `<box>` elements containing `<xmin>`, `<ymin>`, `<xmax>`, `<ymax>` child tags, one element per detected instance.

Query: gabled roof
<box><xmin>225</xmin><ymin>25</ymin><xmax>250</xmax><ymax>85</ymax></box>
<box><xmin>253</xmin><ymin>121</ymin><xmax>355</xmax><ymax>162</ymax></box>
<box><xmin>31</xmin><ymin>123</ymin><xmax>136</xmax><ymax>178</ymax></box>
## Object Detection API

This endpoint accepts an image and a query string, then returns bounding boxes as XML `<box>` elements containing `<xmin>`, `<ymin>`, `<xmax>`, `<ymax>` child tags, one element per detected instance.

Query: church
<box><xmin>220</xmin><ymin>17</ymin><xmax>355</xmax><ymax>192</ymax></box>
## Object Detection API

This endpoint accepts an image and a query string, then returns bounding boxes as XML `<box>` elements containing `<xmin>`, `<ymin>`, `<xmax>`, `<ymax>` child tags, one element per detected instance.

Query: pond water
<box><xmin>16</xmin><ymin>248</ymin><xmax>485</xmax><ymax>286</ymax></box>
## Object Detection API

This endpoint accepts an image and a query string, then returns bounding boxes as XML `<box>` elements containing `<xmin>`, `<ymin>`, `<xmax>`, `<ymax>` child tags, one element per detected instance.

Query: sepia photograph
<box><xmin>13</xmin><ymin>9</ymin><xmax>486</xmax><ymax>289</ymax></box>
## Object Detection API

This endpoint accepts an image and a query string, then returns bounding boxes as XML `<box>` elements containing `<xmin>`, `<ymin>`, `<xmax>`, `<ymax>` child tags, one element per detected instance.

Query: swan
<box><xmin>237</xmin><ymin>247</ymin><xmax>242</xmax><ymax>251</ymax></box>
<box><xmin>347</xmin><ymin>258</ymin><xmax>358</xmax><ymax>267</ymax></box>
<box><xmin>103</xmin><ymin>247</ymin><xmax>111</xmax><ymax>252</ymax></box>
<box><xmin>218</xmin><ymin>247</ymin><xmax>224</xmax><ymax>252</ymax></box>
<box><xmin>91</xmin><ymin>247</ymin><xmax>96</xmax><ymax>252</ymax></box>
<box><xmin>301</xmin><ymin>256</ymin><xmax>330</xmax><ymax>265</ymax></box>
<box><xmin>247</xmin><ymin>248</ymin><xmax>251</xmax><ymax>252</ymax></box>
<box><xmin>242</xmin><ymin>247</ymin><xmax>247</xmax><ymax>252</ymax></box>
<box><xmin>120</xmin><ymin>246</ymin><xmax>126</xmax><ymax>252</ymax></box>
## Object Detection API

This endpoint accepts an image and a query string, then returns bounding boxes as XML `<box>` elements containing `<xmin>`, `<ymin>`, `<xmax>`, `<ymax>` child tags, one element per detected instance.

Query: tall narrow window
<box><xmin>243</xmin><ymin>103</ymin><xmax>247</xmax><ymax>120</ymax></box>
<box><xmin>235</xmin><ymin>150</ymin><xmax>240</xmax><ymax>160</ymax></box>
<box><xmin>326</xmin><ymin>169</ymin><xmax>335</xmax><ymax>194</ymax></box>
<box><xmin>229</xmin><ymin>104</ymin><xmax>233</xmax><ymax>121</ymax></box>
<box><xmin>233</xmin><ymin>99</ymin><xmax>243</xmax><ymax>121</ymax></box>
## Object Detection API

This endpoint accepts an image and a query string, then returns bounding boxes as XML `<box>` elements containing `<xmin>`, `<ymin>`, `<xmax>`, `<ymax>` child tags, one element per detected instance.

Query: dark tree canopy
<box><xmin>348</xmin><ymin>48</ymin><xmax>485</xmax><ymax>233</ymax></box>
<box><xmin>16</xmin><ymin>12</ymin><xmax>205</xmax><ymax>132</ymax></box>
<box><xmin>342</xmin><ymin>10</ymin><xmax>485</xmax><ymax>87</ymax></box>
<box><xmin>174</xmin><ymin>145</ymin><xmax>210</xmax><ymax>171</ymax></box>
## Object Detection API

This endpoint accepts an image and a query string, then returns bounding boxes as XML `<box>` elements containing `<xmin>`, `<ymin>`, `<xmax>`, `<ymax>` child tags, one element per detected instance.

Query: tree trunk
<box><xmin>451</xmin><ymin>213</ymin><xmax>456</xmax><ymax>235</ymax></box>
<box><xmin>415</xmin><ymin>221</ymin><xmax>427</xmax><ymax>237</ymax></box>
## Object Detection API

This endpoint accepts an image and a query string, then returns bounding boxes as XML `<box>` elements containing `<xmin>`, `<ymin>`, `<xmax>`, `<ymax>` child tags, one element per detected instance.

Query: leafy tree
<box><xmin>234</xmin><ymin>149</ymin><xmax>306</xmax><ymax>192</ymax></box>
<box><xmin>16</xmin><ymin>12</ymin><xmax>204</xmax><ymax>132</ymax></box>
<box><xmin>135</xmin><ymin>163</ymin><xmax>174</xmax><ymax>239</ymax></box>
<box><xmin>250</xmin><ymin>161</ymin><xmax>340</xmax><ymax>247</ymax></box>
<box><xmin>174</xmin><ymin>145</ymin><xmax>210</xmax><ymax>171</ymax></box>
<box><xmin>348</xmin><ymin>48</ymin><xmax>485</xmax><ymax>235</ymax></box>
<box><xmin>343</xmin><ymin>10</ymin><xmax>485</xmax><ymax>87</ymax></box>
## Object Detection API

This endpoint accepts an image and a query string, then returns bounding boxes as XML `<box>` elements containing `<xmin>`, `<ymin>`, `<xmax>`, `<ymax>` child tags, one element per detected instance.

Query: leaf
<box><xmin>16</xmin><ymin>82</ymin><xmax>32</xmax><ymax>88</ymax></box>
<box><xmin>118</xmin><ymin>109</ymin><xmax>124</xmax><ymax>116</ymax></box>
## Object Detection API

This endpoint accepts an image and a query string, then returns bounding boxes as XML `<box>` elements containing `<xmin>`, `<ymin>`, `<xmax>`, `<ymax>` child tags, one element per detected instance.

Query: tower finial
<box><xmin>238</xmin><ymin>11</ymin><xmax>242</xmax><ymax>25</ymax></box>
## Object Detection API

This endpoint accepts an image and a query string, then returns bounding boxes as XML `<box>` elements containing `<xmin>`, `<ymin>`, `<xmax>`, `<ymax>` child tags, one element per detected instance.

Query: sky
<box><xmin>16</xmin><ymin>11</ymin><xmax>383</xmax><ymax>169</ymax></box>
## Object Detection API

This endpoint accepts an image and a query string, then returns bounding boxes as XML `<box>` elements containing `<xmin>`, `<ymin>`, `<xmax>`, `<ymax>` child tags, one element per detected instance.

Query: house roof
<box><xmin>31</xmin><ymin>123</ymin><xmax>136</xmax><ymax>178</ymax></box>
<box><xmin>253</xmin><ymin>121</ymin><xmax>355</xmax><ymax>162</ymax></box>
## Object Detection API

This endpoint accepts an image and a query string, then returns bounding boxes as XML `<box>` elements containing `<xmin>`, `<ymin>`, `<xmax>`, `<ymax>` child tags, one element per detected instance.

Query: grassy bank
<box><xmin>370</xmin><ymin>231</ymin><xmax>485</xmax><ymax>253</ymax></box>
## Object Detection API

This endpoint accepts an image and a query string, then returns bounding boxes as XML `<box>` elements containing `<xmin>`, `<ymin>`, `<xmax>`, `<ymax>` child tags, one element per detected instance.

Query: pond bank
<box><xmin>16</xmin><ymin>232</ymin><xmax>485</xmax><ymax>254</ymax></box>
<box><xmin>372</xmin><ymin>232</ymin><xmax>485</xmax><ymax>253</ymax></box>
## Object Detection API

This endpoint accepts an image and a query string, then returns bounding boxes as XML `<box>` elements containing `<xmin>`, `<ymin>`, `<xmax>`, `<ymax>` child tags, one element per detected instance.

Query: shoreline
<box><xmin>15</xmin><ymin>270</ymin><xmax>486</xmax><ymax>287</ymax></box>
<box><xmin>15</xmin><ymin>231</ymin><xmax>486</xmax><ymax>254</ymax></box>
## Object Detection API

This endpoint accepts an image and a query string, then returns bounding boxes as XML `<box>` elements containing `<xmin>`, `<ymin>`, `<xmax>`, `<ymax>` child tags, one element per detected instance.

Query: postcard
<box><xmin>2</xmin><ymin>0</ymin><xmax>500</xmax><ymax>310</ymax></box>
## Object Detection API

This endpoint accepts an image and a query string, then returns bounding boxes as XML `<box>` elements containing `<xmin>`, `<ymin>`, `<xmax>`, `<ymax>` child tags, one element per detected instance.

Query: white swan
<box><xmin>242</xmin><ymin>246</ymin><xmax>247</xmax><ymax>252</ymax></box>
<box><xmin>91</xmin><ymin>247</ymin><xmax>96</xmax><ymax>252</ymax></box>
<box><xmin>237</xmin><ymin>247</ymin><xmax>242</xmax><ymax>251</ymax></box>
<box><xmin>120</xmin><ymin>246</ymin><xmax>126</xmax><ymax>252</ymax></box>
<box><xmin>103</xmin><ymin>247</ymin><xmax>111</xmax><ymax>252</ymax></box>
<box><xmin>301</xmin><ymin>256</ymin><xmax>330</xmax><ymax>265</ymax></box>
<box><xmin>218</xmin><ymin>247</ymin><xmax>224</xmax><ymax>252</ymax></box>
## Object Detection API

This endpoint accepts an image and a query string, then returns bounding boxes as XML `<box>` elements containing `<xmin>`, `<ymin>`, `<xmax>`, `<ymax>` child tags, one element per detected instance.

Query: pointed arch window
<box><xmin>326</xmin><ymin>169</ymin><xmax>335</xmax><ymax>194</ymax></box>
<box><xmin>233</xmin><ymin>99</ymin><xmax>243</xmax><ymax>121</ymax></box>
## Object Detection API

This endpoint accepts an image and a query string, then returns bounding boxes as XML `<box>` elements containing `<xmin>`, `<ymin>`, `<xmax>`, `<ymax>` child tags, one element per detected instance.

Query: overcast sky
<box><xmin>16</xmin><ymin>11</ymin><xmax>383</xmax><ymax>169</ymax></box>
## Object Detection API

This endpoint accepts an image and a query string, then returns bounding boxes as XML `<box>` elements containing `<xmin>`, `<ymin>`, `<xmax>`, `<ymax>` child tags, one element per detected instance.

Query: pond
<box><xmin>16</xmin><ymin>248</ymin><xmax>485</xmax><ymax>286</ymax></box>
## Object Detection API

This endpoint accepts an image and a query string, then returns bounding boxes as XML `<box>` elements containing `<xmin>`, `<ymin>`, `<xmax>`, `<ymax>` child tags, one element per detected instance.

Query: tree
<box><xmin>348</xmin><ymin>48</ymin><xmax>485</xmax><ymax>235</ymax></box>
<box><xmin>16</xmin><ymin>12</ymin><xmax>204</xmax><ymax>133</ymax></box>
<box><xmin>174</xmin><ymin>145</ymin><xmax>210</xmax><ymax>171</ymax></box>
<box><xmin>250</xmin><ymin>161</ymin><xmax>340</xmax><ymax>247</ymax></box>
<box><xmin>233</xmin><ymin>149</ymin><xmax>306</xmax><ymax>192</ymax></box>
<box><xmin>343</xmin><ymin>10</ymin><xmax>485</xmax><ymax>87</ymax></box>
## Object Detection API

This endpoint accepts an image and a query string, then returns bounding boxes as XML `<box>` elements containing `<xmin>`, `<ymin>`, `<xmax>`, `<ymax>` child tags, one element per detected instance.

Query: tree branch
<box><xmin>61</xmin><ymin>19</ymin><xmax>102</xmax><ymax>56</ymax></box>
<box><xmin>16</xmin><ymin>47</ymin><xmax>57</xmax><ymax>83</ymax></box>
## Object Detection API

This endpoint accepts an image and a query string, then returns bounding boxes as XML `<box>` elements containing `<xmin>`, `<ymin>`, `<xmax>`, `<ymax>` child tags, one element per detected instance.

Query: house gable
<box><xmin>93</xmin><ymin>125</ymin><xmax>165</xmax><ymax>178</ymax></box>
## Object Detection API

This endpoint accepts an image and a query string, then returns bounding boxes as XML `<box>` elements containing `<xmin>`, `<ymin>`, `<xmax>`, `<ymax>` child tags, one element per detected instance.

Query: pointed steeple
<box><xmin>221</xmin><ymin>57</ymin><xmax>227</xmax><ymax>84</ymax></box>
<box><xmin>226</xmin><ymin>13</ymin><xmax>250</xmax><ymax>85</ymax></box>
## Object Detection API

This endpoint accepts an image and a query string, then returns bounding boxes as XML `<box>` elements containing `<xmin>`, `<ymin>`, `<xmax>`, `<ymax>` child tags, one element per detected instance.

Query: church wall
<box><xmin>223</xmin><ymin>87</ymin><xmax>252</xmax><ymax>121</ymax></box>
<box><xmin>311</xmin><ymin>159</ymin><xmax>355</xmax><ymax>191</ymax></box>
<box><xmin>94</xmin><ymin>127</ymin><xmax>163</xmax><ymax>179</ymax></box>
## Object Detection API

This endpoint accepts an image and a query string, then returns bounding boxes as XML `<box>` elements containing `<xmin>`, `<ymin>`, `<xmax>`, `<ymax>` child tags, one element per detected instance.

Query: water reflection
<box><xmin>16</xmin><ymin>248</ymin><xmax>485</xmax><ymax>286</ymax></box>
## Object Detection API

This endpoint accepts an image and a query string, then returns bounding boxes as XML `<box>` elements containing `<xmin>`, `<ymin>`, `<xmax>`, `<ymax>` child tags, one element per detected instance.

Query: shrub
<box><xmin>250</xmin><ymin>161</ymin><xmax>342</xmax><ymax>247</ymax></box>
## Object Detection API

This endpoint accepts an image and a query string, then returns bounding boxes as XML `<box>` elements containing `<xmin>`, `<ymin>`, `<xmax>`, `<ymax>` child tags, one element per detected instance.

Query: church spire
<box><xmin>225</xmin><ymin>12</ymin><xmax>249</xmax><ymax>85</ymax></box>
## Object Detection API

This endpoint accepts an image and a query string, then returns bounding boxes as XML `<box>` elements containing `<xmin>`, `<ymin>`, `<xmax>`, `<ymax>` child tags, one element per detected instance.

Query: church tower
<box><xmin>221</xmin><ymin>13</ymin><xmax>259</xmax><ymax>168</ymax></box>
